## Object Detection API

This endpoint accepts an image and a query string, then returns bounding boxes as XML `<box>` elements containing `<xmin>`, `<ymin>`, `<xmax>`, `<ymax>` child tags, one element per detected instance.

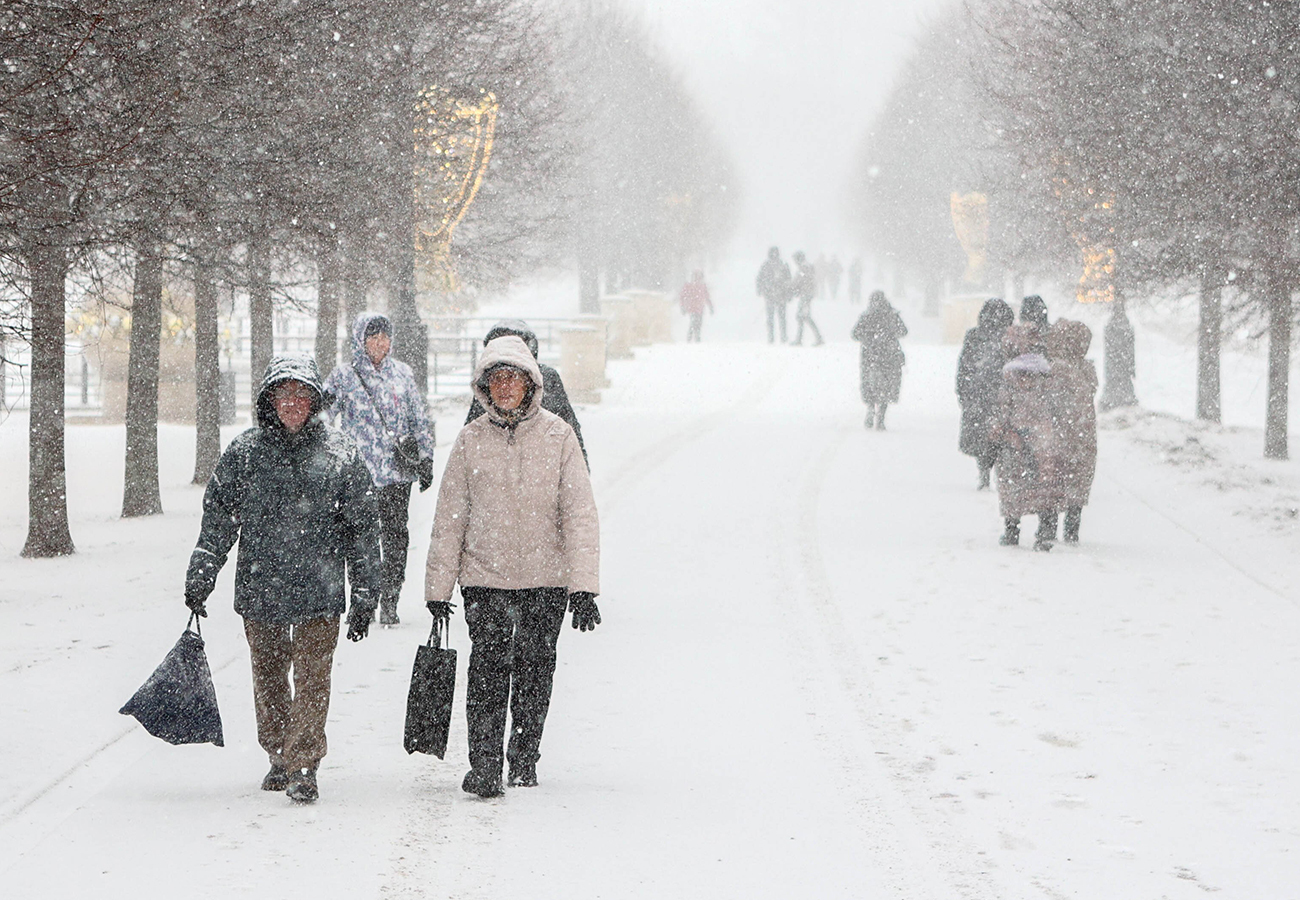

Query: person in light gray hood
<box><xmin>185</xmin><ymin>354</ymin><xmax>381</xmax><ymax>803</ymax></box>
<box><xmin>322</xmin><ymin>313</ymin><xmax>436</xmax><ymax>625</ymax></box>
<box><xmin>426</xmin><ymin>335</ymin><xmax>600</xmax><ymax>797</ymax></box>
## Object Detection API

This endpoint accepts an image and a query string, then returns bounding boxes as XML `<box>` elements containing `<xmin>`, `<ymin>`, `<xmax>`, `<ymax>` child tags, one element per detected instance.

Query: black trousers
<box><xmin>378</xmin><ymin>481</ymin><xmax>412</xmax><ymax>605</ymax></box>
<box><xmin>462</xmin><ymin>586</ymin><xmax>568</xmax><ymax>776</ymax></box>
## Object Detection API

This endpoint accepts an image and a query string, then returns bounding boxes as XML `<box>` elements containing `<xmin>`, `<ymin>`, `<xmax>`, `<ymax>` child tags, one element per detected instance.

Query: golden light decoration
<box><xmin>413</xmin><ymin>86</ymin><xmax>499</xmax><ymax>295</ymax></box>
<box><xmin>1052</xmin><ymin>160</ymin><xmax>1116</xmax><ymax>303</ymax></box>
<box><xmin>949</xmin><ymin>192</ymin><xmax>989</xmax><ymax>286</ymax></box>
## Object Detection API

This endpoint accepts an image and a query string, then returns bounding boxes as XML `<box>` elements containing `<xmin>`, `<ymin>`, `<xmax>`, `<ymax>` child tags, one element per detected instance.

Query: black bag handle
<box><xmin>187</xmin><ymin>611</ymin><xmax>202</xmax><ymax>638</ymax></box>
<box><xmin>427</xmin><ymin>614</ymin><xmax>450</xmax><ymax>649</ymax></box>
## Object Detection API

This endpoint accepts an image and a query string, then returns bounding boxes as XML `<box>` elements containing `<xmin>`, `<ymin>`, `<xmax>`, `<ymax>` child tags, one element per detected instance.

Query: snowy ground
<box><xmin>1</xmin><ymin>287</ymin><xmax>1299</xmax><ymax>899</ymax></box>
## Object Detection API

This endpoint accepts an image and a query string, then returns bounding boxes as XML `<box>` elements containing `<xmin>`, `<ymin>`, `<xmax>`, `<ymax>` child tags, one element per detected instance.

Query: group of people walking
<box><xmin>957</xmin><ymin>296</ymin><xmax>1098</xmax><ymax>551</ymax></box>
<box><xmin>755</xmin><ymin>246</ymin><xmax>823</xmax><ymax>346</ymax></box>
<box><xmin>183</xmin><ymin>315</ymin><xmax>599</xmax><ymax>803</ymax></box>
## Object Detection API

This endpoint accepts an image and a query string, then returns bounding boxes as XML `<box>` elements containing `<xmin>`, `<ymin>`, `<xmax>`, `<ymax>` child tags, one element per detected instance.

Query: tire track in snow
<box><xmin>769</xmin><ymin>422</ymin><xmax>1030</xmax><ymax>900</ymax></box>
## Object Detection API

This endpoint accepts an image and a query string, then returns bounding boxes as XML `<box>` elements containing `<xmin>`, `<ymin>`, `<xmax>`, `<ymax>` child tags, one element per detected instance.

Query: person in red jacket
<box><xmin>679</xmin><ymin>270</ymin><xmax>714</xmax><ymax>342</ymax></box>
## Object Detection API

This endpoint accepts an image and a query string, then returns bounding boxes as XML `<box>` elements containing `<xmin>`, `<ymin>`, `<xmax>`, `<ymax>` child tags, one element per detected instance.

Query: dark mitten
<box><xmin>346</xmin><ymin>600</ymin><xmax>376</xmax><ymax>642</ymax></box>
<box><xmin>569</xmin><ymin>592</ymin><xmax>601</xmax><ymax>632</ymax></box>
<box><xmin>425</xmin><ymin>599</ymin><xmax>456</xmax><ymax>619</ymax></box>
<box><xmin>184</xmin><ymin>588</ymin><xmax>208</xmax><ymax>618</ymax></box>
<box><xmin>417</xmin><ymin>457</ymin><xmax>434</xmax><ymax>492</ymax></box>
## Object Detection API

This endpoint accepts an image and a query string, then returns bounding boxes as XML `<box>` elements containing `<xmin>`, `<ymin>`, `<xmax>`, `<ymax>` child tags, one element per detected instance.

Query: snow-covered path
<box><xmin>1</xmin><ymin>337</ymin><xmax>1298</xmax><ymax>899</ymax></box>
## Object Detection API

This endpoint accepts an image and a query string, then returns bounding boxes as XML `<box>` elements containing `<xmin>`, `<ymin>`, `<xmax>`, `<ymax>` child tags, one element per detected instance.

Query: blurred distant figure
<box><xmin>814</xmin><ymin>252</ymin><xmax>829</xmax><ymax>298</ymax></box>
<box><xmin>791</xmin><ymin>251</ymin><xmax>823</xmax><ymax>346</ymax></box>
<box><xmin>852</xmin><ymin>290</ymin><xmax>908</xmax><ymax>429</ymax></box>
<box><xmin>1045</xmin><ymin>320</ymin><xmax>1098</xmax><ymax>543</ymax></box>
<box><xmin>679</xmin><ymin>270</ymin><xmax>714</xmax><ymax>342</ymax></box>
<box><xmin>847</xmin><ymin>257</ymin><xmax>863</xmax><ymax>304</ymax></box>
<box><xmin>992</xmin><ymin>326</ymin><xmax>1061</xmax><ymax>551</ymax></box>
<box><xmin>756</xmin><ymin>246</ymin><xmax>792</xmax><ymax>344</ymax></box>
<box><xmin>1100</xmin><ymin>295</ymin><xmax>1138</xmax><ymax>410</ymax></box>
<box><xmin>1019</xmin><ymin>294</ymin><xmax>1051</xmax><ymax>345</ymax></box>
<box><xmin>957</xmin><ymin>298</ymin><xmax>1015</xmax><ymax>488</ymax></box>
<box><xmin>826</xmin><ymin>254</ymin><xmax>844</xmax><ymax>300</ymax></box>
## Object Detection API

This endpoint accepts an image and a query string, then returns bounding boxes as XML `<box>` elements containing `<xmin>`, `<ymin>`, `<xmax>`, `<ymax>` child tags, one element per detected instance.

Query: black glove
<box><xmin>346</xmin><ymin>601</ymin><xmax>376</xmax><ymax>642</ymax></box>
<box><xmin>185</xmin><ymin>588</ymin><xmax>208</xmax><ymax>618</ymax></box>
<box><xmin>417</xmin><ymin>457</ymin><xmax>434</xmax><ymax>493</ymax></box>
<box><xmin>569</xmin><ymin>592</ymin><xmax>601</xmax><ymax>632</ymax></box>
<box><xmin>426</xmin><ymin>599</ymin><xmax>456</xmax><ymax>619</ymax></box>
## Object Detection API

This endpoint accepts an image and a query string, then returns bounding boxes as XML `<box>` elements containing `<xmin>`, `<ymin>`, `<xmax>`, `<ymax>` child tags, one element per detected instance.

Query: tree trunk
<box><xmin>314</xmin><ymin>236</ymin><xmax>342</xmax><ymax>379</ymax></box>
<box><xmin>122</xmin><ymin>246</ymin><xmax>164</xmax><ymax>516</ymax></box>
<box><xmin>343</xmin><ymin>236</ymin><xmax>368</xmax><ymax>332</ymax></box>
<box><xmin>248</xmin><ymin>237</ymin><xmax>273</xmax><ymax>407</ymax></box>
<box><xmin>1264</xmin><ymin>266</ymin><xmax>1291</xmax><ymax>460</ymax></box>
<box><xmin>192</xmin><ymin>254</ymin><xmax>221</xmax><ymax>484</ymax></box>
<box><xmin>1196</xmin><ymin>268</ymin><xmax>1223</xmax><ymax>423</ymax></box>
<box><xmin>22</xmin><ymin>242</ymin><xmax>75</xmax><ymax>557</ymax></box>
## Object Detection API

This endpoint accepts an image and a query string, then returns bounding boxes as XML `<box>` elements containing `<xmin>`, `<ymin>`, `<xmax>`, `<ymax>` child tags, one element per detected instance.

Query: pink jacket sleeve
<box><xmin>424</xmin><ymin>433</ymin><xmax>470</xmax><ymax>604</ymax></box>
<box><xmin>557</xmin><ymin>428</ymin><xmax>600</xmax><ymax>595</ymax></box>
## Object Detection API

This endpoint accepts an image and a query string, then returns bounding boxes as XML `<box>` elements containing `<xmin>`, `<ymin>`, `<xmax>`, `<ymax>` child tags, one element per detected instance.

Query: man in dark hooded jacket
<box><xmin>185</xmin><ymin>355</ymin><xmax>381</xmax><ymax>803</ymax></box>
<box><xmin>465</xmin><ymin>319</ymin><xmax>587</xmax><ymax>466</ymax></box>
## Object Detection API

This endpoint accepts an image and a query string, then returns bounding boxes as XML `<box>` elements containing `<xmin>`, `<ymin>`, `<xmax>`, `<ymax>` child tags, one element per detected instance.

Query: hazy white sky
<box><xmin>627</xmin><ymin>0</ymin><xmax>951</xmax><ymax>256</ymax></box>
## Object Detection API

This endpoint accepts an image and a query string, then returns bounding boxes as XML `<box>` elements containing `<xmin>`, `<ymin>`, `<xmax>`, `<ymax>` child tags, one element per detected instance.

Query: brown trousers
<box><xmin>243</xmin><ymin>616</ymin><xmax>340</xmax><ymax>772</ymax></box>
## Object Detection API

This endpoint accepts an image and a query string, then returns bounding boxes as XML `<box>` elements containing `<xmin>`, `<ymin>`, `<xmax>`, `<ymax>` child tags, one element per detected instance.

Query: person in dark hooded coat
<box><xmin>957</xmin><ymin>298</ymin><xmax>1015</xmax><ymax>488</ymax></box>
<box><xmin>852</xmin><ymin>290</ymin><xmax>908</xmax><ymax>429</ymax></box>
<box><xmin>185</xmin><ymin>355</ymin><xmax>381</xmax><ymax>803</ymax></box>
<box><xmin>322</xmin><ymin>313</ymin><xmax>436</xmax><ymax>626</ymax></box>
<box><xmin>465</xmin><ymin>319</ymin><xmax>587</xmax><ymax>466</ymax></box>
<box><xmin>1045</xmin><ymin>319</ymin><xmax>1098</xmax><ymax>542</ymax></box>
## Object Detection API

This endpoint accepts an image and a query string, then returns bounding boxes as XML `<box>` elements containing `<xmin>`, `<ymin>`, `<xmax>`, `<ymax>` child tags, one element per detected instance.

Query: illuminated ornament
<box><xmin>950</xmin><ymin>192</ymin><xmax>988</xmax><ymax>287</ymax></box>
<box><xmin>1052</xmin><ymin>159</ymin><xmax>1116</xmax><ymax>303</ymax></box>
<box><xmin>413</xmin><ymin>87</ymin><xmax>499</xmax><ymax>297</ymax></box>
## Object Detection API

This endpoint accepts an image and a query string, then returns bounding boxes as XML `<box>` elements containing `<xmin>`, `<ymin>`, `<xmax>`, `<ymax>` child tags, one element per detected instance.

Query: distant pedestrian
<box><xmin>847</xmin><ymin>257</ymin><xmax>863</xmax><ymax>304</ymax></box>
<box><xmin>466</xmin><ymin>319</ymin><xmax>587</xmax><ymax>467</ymax></box>
<box><xmin>826</xmin><ymin>254</ymin><xmax>844</xmax><ymax>300</ymax></box>
<box><xmin>322</xmin><ymin>314</ymin><xmax>436</xmax><ymax>626</ymax></box>
<box><xmin>756</xmin><ymin>246</ymin><xmax>791</xmax><ymax>344</ymax></box>
<box><xmin>957</xmin><ymin>298</ymin><xmax>1015</xmax><ymax>488</ymax></box>
<box><xmin>426</xmin><ymin>336</ymin><xmax>601</xmax><ymax>798</ymax></box>
<box><xmin>991</xmin><ymin>327</ymin><xmax>1062</xmax><ymax>551</ymax></box>
<box><xmin>679</xmin><ymin>270</ymin><xmax>714</xmax><ymax>342</ymax></box>
<box><xmin>1100</xmin><ymin>296</ymin><xmax>1138</xmax><ymax>410</ymax></box>
<box><xmin>852</xmin><ymin>290</ymin><xmax>907</xmax><ymax>429</ymax></box>
<box><xmin>791</xmin><ymin>251</ymin><xmax>823</xmax><ymax>346</ymax></box>
<box><xmin>186</xmin><ymin>356</ymin><xmax>381</xmax><ymax>803</ymax></box>
<box><xmin>1045</xmin><ymin>320</ymin><xmax>1098</xmax><ymax>542</ymax></box>
<box><xmin>1019</xmin><ymin>294</ymin><xmax>1051</xmax><ymax>345</ymax></box>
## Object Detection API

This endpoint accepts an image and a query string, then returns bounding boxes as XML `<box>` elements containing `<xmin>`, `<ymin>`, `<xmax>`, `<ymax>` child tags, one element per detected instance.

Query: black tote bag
<box><xmin>404</xmin><ymin>616</ymin><xmax>456</xmax><ymax>757</ymax></box>
<box><xmin>120</xmin><ymin>614</ymin><xmax>224</xmax><ymax>746</ymax></box>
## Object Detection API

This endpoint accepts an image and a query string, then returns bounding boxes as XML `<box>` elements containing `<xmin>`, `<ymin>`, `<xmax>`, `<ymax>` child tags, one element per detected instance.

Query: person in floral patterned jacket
<box><xmin>322</xmin><ymin>313</ymin><xmax>436</xmax><ymax>625</ymax></box>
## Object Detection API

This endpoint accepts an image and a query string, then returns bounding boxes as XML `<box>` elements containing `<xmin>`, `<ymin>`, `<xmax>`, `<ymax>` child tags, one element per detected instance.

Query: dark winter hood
<box><xmin>351</xmin><ymin>312</ymin><xmax>394</xmax><ymax>371</ymax></box>
<box><xmin>256</xmin><ymin>354</ymin><xmax>325</xmax><ymax>430</ymax></box>
<box><xmin>483</xmin><ymin>319</ymin><xmax>540</xmax><ymax>359</ymax></box>
<box><xmin>978</xmin><ymin>298</ymin><xmax>1014</xmax><ymax>333</ymax></box>
<box><xmin>472</xmin><ymin>336</ymin><xmax>544</xmax><ymax>425</ymax></box>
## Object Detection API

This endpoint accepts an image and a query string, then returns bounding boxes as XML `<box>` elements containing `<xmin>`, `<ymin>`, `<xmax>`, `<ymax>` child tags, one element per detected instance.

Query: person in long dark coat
<box><xmin>755</xmin><ymin>247</ymin><xmax>792</xmax><ymax>344</ymax></box>
<box><xmin>957</xmin><ymin>298</ymin><xmax>1015</xmax><ymax>488</ymax></box>
<box><xmin>1100</xmin><ymin>296</ymin><xmax>1138</xmax><ymax>410</ymax></box>
<box><xmin>1045</xmin><ymin>319</ymin><xmax>1098</xmax><ymax>542</ymax></box>
<box><xmin>1019</xmin><ymin>294</ymin><xmax>1051</xmax><ymax>345</ymax></box>
<box><xmin>852</xmin><ymin>290</ymin><xmax>908</xmax><ymax>429</ymax></box>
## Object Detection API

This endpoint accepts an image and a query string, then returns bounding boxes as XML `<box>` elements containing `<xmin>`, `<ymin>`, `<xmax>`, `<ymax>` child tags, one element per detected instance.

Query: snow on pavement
<box><xmin>1</xmin><ymin>334</ymin><xmax>1298</xmax><ymax>899</ymax></box>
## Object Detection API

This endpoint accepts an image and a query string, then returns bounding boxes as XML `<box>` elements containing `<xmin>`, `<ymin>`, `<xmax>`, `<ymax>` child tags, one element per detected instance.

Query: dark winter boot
<box><xmin>508</xmin><ymin>762</ymin><xmax>538</xmax><ymax>788</ymax></box>
<box><xmin>864</xmin><ymin>406</ymin><xmax>875</xmax><ymax>429</ymax></box>
<box><xmin>261</xmin><ymin>763</ymin><xmax>290</xmax><ymax>792</ymax></box>
<box><xmin>379</xmin><ymin>597</ymin><xmax>399</xmax><ymax>627</ymax></box>
<box><xmin>286</xmin><ymin>768</ymin><xmax>319</xmax><ymax>803</ymax></box>
<box><xmin>1063</xmin><ymin>506</ymin><xmax>1082</xmax><ymax>543</ymax></box>
<box><xmin>1034</xmin><ymin>511</ymin><xmax>1058</xmax><ymax>552</ymax></box>
<box><xmin>462</xmin><ymin>768</ymin><xmax>504</xmax><ymax>798</ymax></box>
<box><xmin>999</xmin><ymin>517</ymin><xmax>1020</xmax><ymax>546</ymax></box>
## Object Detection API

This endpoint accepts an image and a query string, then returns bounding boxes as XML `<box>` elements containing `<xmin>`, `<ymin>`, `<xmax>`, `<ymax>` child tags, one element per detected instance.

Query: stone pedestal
<box><xmin>599</xmin><ymin>296</ymin><xmax>636</xmax><ymax>359</ymax></box>
<box><xmin>560</xmin><ymin>326</ymin><xmax>605</xmax><ymax>404</ymax></box>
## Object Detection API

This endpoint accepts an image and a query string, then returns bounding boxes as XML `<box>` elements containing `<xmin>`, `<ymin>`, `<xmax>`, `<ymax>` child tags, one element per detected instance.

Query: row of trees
<box><xmin>1</xmin><ymin>0</ymin><xmax>735</xmax><ymax>557</ymax></box>
<box><xmin>851</xmin><ymin>0</ymin><xmax>1300</xmax><ymax>458</ymax></box>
